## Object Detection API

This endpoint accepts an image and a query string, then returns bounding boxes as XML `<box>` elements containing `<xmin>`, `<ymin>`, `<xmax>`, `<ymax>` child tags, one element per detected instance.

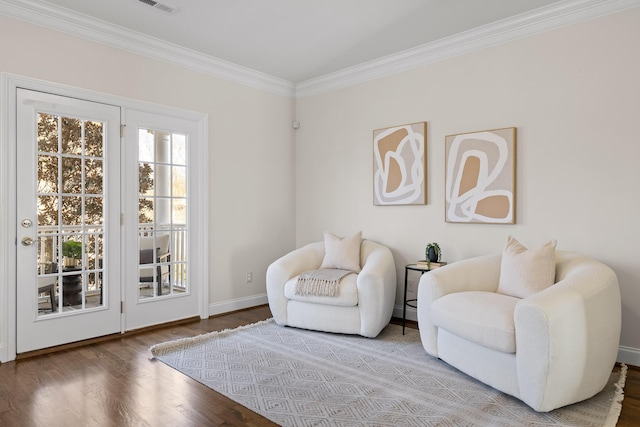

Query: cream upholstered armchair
<box><xmin>267</xmin><ymin>232</ymin><xmax>396</xmax><ymax>338</ymax></box>
<box><xmin>417</xmin><ymin>237</ymin><xmax>621</xmax><ymax>412</ymax></box>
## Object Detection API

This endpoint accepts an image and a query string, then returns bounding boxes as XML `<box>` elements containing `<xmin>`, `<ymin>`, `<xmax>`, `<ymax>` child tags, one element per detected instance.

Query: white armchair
<box><xmin>267</xmin><ymin>239</ymin><xmax>396</xmax><ymax>338</ymax></box>
<box><xmin>417</xmin><ymin>250</ymin><xmax>621</xmax><ymax>412</ymax></box>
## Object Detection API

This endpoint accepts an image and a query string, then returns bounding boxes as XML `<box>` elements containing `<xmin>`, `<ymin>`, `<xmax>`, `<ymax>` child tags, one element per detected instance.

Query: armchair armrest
<box><xmin>514</xmin><ymin>254</ymin><xmax>621</xmax><ymax>411</ymax></box>
<box><xmin>266</xmin><ymin>242</ymin><xmax>325</xmax><ymax>324</ymax></box>
<box><xmin>417</xmin><ymin>254</ymin><xmax>501</xmax><ymax>356</ymax></box>
<box><xmin>357</xmin><ymin>241</ymin><xmax>396</xmax><ymax>337</ymax></box>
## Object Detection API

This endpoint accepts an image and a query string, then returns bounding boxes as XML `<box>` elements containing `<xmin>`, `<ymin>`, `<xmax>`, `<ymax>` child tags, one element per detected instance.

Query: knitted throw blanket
<box><xmin>295</xmin><ymin>268</ymin><xmax>353</xmax><ymax>297</ymax></box>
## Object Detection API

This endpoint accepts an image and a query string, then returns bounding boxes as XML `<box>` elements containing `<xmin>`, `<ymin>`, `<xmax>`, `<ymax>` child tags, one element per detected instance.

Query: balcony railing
<box><xmin>36</xmin><ymin>224</ymin><xmax>187</xmax><ymax>300</ymax></box>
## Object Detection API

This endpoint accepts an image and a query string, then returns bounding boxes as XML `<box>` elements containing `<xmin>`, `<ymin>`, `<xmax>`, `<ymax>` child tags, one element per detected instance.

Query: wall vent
<box><xmin>138</xmin><ymin>0</ymin><xmax>178</xmax><ymax>14</ymax></box>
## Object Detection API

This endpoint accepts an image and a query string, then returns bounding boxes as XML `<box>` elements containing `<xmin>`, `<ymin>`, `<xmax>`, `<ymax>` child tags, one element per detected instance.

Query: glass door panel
<box><xmin>137</xmin><ymin>129</ymin><xmax>188</xmax><ymax>300</ymax></box>
<box><xmin>36</xmin><ymin>115</ymin><xmax>106</xmax><ymax>314</ymax></box>
<box><xmin>16</xmin><ymin>89</ymin><xmax>121</xmax><ymax>354</ymax></box>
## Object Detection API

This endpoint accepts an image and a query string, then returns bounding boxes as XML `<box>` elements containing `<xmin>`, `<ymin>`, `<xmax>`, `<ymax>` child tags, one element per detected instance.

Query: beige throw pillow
<box><xmin>320</xmin><ymin>231</ymin><xmax>362</xmax><ymax>273</ymax></box>
<box><xmin>497</xmin><ymin>236</ymin><xmax>557</xmax><ymax>299</ymax></box>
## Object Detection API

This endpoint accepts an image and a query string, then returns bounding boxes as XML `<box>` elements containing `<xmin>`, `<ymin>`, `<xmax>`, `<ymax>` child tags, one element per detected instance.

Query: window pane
<box><xmin>61</xmin><ymin>157</ymin><xmax>82</xmax><ymax>194</ymax></box>
<box><xmin>172</xmin><ymin>134</ymin><xmax>186</xmax><ymax>165</ymax></box>
<box><xmin>61</xmin><ymin>196</ymin><xmax>82</xmax><ymax>225</ymax></box>
<box><xmin>155</xmin><ymin>165</ymin><xmax>171</xmax><ymax>197</ymax></box>
<box><xmin>86</xmin><ymin>233</ymin><xmax>103</xmax><ymax>270</ymax></box>
<box><xmin>139</xmin><ymin>163</ymin><xmax>154</xmax><ymax>196</ymax></box>
<box><xmin>37</xmin><ymin>233</ymin><xmax>59</xmax><ymax>272</ymax></box>
<box><xmin>37</xmin><ymin>196</ymin><xmax>59</xmax><ymax>226</ymax></box>
<box><xmin>172</xmin><ymin>199</ymin><xmax>187</xmax><ymax>224</ymax></box>
<box><xmin>85</xmin><ymin>121</ymin><xmax>104</xmax><ymax>157</ymax></box>
<box><xmin>85</xmin><ymin>159</ymin><xmax>103</xmax><ymax>195</ymax></box>
<box><xmin>139</xmin><ymin>129</ymin><xmax>155</xmax><ymax>162</ymax></box>
<box><xmin>139</xmin><ymin>198</ymin><xmax>154</xmax><ymax>224</ymax></box>
<box><xmin>85</xmin><ymin>197</ymin><xmax>103</xmax><ymax>226</ymax></box>
<box><xmin>172</xmin><ymin>166</ymin><xmax>186</xmax><ymax>197</ymax></box>
<box><xmin>156</xmin><ymin>131</ymin><xmax>171</xmax><ymax>163</ymax></box>
<box><xmin>61</xmin><ymin>117</ymin><xmax>82</xmax><ymax>155</ymax></box>
<box><xmin>37</xmin><ymin>114</ymin><xmax>58</xmax><ymax>153</ymax></box>
<box><xmin>38</xmin><ymin>155</ymin><xmax>58</xmax><ymax>194</ymax></box>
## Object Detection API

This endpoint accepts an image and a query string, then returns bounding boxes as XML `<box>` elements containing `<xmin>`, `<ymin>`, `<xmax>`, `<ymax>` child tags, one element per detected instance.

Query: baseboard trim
<box><xmin>208</xmin><ymin>294</ymin><xmax>269</xmax><ymax>317</ymax></box>
<box><xmin>393</xmin><ymin>304</ymin><xmax>417</xmax><ymax>322</ymax></box>
<box><xmin>618</xmin><ymin>346</ymin><xmax>640</xmax><ymax>367</ymax></box>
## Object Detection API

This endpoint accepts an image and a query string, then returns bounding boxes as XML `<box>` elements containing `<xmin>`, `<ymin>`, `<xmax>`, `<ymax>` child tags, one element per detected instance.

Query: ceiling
<box><xmin>21</xmin><ymin>0</ymin><xmax>564</xmax><ymax>83</ymax></box>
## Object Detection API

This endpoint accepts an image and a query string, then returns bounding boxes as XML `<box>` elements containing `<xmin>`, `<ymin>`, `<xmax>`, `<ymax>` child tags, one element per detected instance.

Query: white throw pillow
<box><xmin>497</xmin><ymin>236</ymin><xmax>557</xmax><ymax>299</ymax></box>
<box><xmin>320</xmin><ymin>231</ymin><xmax>362</xmax><ymax>273</ymax></box>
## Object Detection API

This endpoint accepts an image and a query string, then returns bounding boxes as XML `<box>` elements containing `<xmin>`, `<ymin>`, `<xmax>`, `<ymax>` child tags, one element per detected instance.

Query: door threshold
<box><xmin>15</xmin><ymin>315</ymin><xmax>201</xmax><ymax>360</ymax></box>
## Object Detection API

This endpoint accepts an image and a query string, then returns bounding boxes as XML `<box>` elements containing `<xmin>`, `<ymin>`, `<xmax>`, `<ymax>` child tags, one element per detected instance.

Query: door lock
<box><xmin>21</xmin><ymin>219</ymin><xmax>32</xmax><ymax>228</ymax></box>
<box><xmin>21</xmin><ymin>237</ymin><xmax>34</xmax><ymax>246</ymax></box>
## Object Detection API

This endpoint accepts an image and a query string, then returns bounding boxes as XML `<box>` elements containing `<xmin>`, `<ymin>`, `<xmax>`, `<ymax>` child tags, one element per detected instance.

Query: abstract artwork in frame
<box><xmin>445</xmin><ymin>127</ymin><xmax>516</xmax><ymax>224</ymax></box>
<box><xmin>373</xmin><ymin>122</ymin><xmax>427</xmax><ymax>206</ymax></box>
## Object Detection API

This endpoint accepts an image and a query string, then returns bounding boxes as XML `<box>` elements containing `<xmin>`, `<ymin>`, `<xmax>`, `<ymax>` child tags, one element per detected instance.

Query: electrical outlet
<box><xmin>246</xmin><ymin>272</ymin><xmax>253</xmax><ymax>283</ymax></box>
<box><xmin>407</xmin><ymin>279</ymin><xmax>416</xmax><ymax>292</ymax></box>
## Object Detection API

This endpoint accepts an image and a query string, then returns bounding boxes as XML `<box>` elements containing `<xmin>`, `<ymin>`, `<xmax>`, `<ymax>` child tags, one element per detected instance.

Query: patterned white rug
<box><xmin>150</xmin><ymin>319</ymin><xmax>626</xmax><ymax>427</ymax></box>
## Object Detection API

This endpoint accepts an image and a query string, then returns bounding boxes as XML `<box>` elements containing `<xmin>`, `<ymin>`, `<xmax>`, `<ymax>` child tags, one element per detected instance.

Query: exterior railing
<box><xmin>37</xmin><ymin>224</ymin><xmax>187</xmax><ymax>291</ymax></box>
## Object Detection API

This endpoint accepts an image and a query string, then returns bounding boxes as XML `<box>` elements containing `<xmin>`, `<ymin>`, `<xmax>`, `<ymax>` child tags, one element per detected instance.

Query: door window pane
<box><xmin>85</xmin><ymin>121</ymin><xmax>104</xmax><ymax>157</ymax></box>
<box><xmin>37</xmin><ymin>114</ymin><xmax>58</xmax><ymax>153</ymax></box>
<box><xmin>61</xmin><ymin>117</ymin><xmax>82</xmax><ymax>155</ymax></box>
<box><xmin>62</xmin><ymin>157</ymin><xmax>82</xmax><ymax>193</ymax></box>
<box><xmin>38</xmin><ymin>155</ymin><xmax>58</xmax><ymax>193</ymax></box>
<box><xmin>85</xmin><ymin>159</ymin><xmax>103</xmax><ymax>194</ymax></box>
<box><xmin>172</xmin><ymin>166</ymin><xmax>187</xmax><ymax>197</ymax></box>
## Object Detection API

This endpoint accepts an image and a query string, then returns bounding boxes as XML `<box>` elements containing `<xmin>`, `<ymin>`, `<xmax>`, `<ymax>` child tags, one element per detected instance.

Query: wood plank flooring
<box><xmin>0</xmin><ymin>305</ymin><xmax>638</xmax><ymax>426</ymax></box>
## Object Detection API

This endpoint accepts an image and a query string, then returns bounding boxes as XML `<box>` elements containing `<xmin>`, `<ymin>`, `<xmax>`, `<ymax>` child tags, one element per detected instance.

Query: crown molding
<box><xmin>295</xmin><ymin>0</ymin><xmax>640</xmax><ymax>98</ymax></box>
<box><xmin>0</xmin><ymin>0</ymin><xmax>296</xmax><ymax>98</ymax></box>
<box><xmin>1</xmin><ymin>0</ymin><xmax>638</xmax><ymax>100</ymax></box>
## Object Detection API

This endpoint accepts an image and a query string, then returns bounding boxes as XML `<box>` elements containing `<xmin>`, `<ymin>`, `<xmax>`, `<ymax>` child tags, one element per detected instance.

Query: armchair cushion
<box><xmin>431</xmin><ymin>291</ymin><xmax>518</xmax><ymax>353</ymax></box>
<box><xmin>497</xmin><ymin>236</ymin><xmax>557</xmax><ymax>298</ymax></box>
<box><xmin>319</xmin><ymin>231</ymin><xmax>362</xmax><ymax>273</ymax></box>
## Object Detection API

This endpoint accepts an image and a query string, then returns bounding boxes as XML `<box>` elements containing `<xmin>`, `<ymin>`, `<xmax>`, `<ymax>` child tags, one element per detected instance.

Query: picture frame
<box><xmin>444</xmin><ymin>127</ymin><xmax>516</xmax><ymax>224</ymax></box>
<box><xmin>373</xmin><ymin>122</ymin><xmax>427</xmax><ymax>206</ymax></box>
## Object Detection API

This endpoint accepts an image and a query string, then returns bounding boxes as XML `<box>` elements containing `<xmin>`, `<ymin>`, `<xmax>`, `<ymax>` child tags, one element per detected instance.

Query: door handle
<box><xmin>21</xmin><ymin>237</ymin><xmax>34</xmax><ymax>246</ymax></box>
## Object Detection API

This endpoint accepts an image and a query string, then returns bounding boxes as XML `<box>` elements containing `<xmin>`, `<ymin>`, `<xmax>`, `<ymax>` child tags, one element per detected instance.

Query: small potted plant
<box><xmin>425</xmin><ymin>242</ymin><xmax>441</xmax><ymax>268</ymax></box>
<box><xmin>62</xmin><ymin>240</ymin><xmax>83</xmax><ymax>268</ymax></box>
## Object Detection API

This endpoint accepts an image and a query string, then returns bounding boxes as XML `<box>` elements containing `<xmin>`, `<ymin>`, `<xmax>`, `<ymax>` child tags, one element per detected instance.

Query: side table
<box><xmin>403</xmin><ymin>264</ymin><xmax>430</xmax><ymax>334</ymax></box>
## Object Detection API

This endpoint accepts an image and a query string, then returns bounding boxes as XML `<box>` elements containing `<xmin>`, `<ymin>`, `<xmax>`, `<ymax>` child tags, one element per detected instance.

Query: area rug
<box><xmin>150</xmin><ymin>319</ymin><xmax>626</xmax><ymax>427</ymax></box>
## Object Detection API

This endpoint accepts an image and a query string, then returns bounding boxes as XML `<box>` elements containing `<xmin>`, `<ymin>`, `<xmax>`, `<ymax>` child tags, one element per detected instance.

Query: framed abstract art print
<box><xmin>373</xmin><ymin>122</ymin><xmax>427</xmax><ymax>206</ymax></box>
<box><xmin>445</xmin><ymin>127</ymin><xmax>516</xmax><ymax>224</ymax></box>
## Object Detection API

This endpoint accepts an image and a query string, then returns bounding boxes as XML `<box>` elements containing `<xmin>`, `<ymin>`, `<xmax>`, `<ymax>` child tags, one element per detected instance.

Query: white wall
<box><xmin>2</xmin><ymin>7</ymin><xmax>640</xmax><ymax>362</ymax></box>
<box><xmin>295</xmin><ymin>8</ymin><xmax>640</xmax><ymax>360</ymax></box>
<box><xmin>0</xmin><ymin>15</ymin><xmax>296</xmax><ymax>310</ymax></box>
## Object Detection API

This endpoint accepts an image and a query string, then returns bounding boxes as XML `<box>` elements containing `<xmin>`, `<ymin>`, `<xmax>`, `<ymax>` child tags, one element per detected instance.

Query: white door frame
<box><xmin>0</xmin><ymin>73</ymin><xmax>209</xmax><ymax>362</ymax></box>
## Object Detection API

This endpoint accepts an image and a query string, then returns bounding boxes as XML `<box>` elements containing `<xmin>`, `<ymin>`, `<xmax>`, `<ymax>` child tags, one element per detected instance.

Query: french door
<box><xmin>122</xmin><ymin>109</ymin><xmax>202</xmax><ymax>330</ymax></box>
<box><xmin>7</xmin><ymin>79</ymin><xmax>207</xmax><ymax>358</ymax></box>
<box><xmin>16</xmin><ymin>89</ymin><xmax>122</xmax><ymax>353</ymax></box>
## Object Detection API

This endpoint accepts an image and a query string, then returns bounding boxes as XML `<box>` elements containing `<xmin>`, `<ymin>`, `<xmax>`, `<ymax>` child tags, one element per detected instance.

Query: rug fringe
<box><xmin>149</xmin><ymin>318</ymin><xmax>275</xmax><ymax>358</ymax></box>
<box><xmin>603</xmin><ymin>363</ymin><xmax>627</xmax><ymax>427</ymax></box>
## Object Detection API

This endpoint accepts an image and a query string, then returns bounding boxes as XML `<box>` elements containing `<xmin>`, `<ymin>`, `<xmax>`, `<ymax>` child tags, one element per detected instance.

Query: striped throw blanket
<box><xmin>295</xmin><ymin>268</ymin><xmax>353</xmax><ymax>297</ymax></box>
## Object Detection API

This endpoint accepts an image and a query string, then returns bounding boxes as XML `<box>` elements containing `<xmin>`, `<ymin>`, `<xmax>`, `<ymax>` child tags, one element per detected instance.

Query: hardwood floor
<box><xmin>0</xmin><ymin>305</ymin><xmax>638</xmax><ymax>426</ymax></box>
